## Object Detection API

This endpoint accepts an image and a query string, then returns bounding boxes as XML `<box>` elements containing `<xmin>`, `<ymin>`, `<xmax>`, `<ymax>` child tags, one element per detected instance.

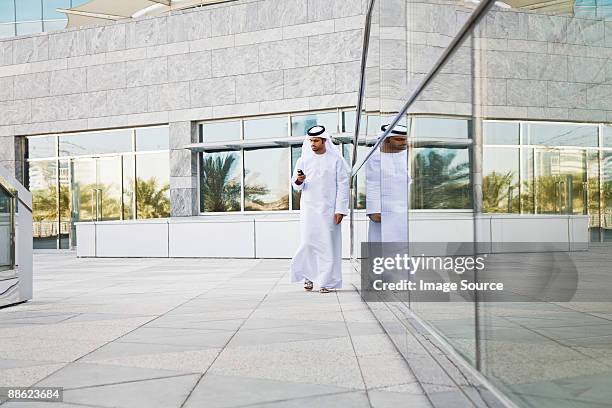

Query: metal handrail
<box><xmin>351</xmin><ymin>0</ymin><xmax>377</xmax><ymax>168</ymax></box>
<box><xmin>350</xmin><ymin>0</ymin><xmax>497</xmax><ymax>177</ymax></box>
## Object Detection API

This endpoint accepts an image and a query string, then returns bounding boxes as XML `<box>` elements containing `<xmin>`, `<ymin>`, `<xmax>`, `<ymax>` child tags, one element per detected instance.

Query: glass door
<box><xmin>70</xmin><ymin>156</ymin><xmax>123</xmax><ymax>247</ymax></box>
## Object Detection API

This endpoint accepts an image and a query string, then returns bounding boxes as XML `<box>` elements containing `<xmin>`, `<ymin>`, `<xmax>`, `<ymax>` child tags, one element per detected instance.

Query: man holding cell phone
<box><xmin>290</xmin><ymin>125</ymin><xmax>350</xmax><ymax>293</ymax></box>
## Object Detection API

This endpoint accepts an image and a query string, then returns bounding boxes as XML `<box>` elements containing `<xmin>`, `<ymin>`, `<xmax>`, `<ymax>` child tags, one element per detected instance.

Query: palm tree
<box><xmin>201</xmin><ymin>153</ymin><xmax>241</xmax><ymax>212</ymax></box>
<box><xmin>483</xmin><ymin>171</ymin><xmax>517</xmax><ymax>213</ymax></box>
<box><xmin>136</xmin><ymin>178</ymin><xmax>170</xmax><ymax>218</ymax></box>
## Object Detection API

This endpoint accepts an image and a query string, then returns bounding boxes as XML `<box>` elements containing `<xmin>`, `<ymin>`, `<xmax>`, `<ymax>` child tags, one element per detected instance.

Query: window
<box><xmin>291</xmin><ymin>112</ymin><xmax>337</xmax><ymax>136</ymax></box>
<box><xmin>244</xmin><ymin>148</ymin><xmax>289</xmax><ymax>211</ymax></box>
<box><xmin>413</xmin><ymin>117</ymin><xmax>470</xmax><ymax>140</ymax></box>
<box><xmin>603</xmin><ymin>126</ymin><xmax>612</xmax><ymax>148</ymax></box>
<box><xmin>201</xmin><ymin>121</ymin><xmax>240</xmax><ymax>143</ymax></box>
<box><xmin>43</xmin><ymin>0</ymin><xmax>70</xmax><ymax>20</ymax></box>
<box><xmin>484</xmin><ymin>122</ymin><xmax>519</xmax><ymax>145</ymax></box>
<box><xmin>603</xmin><ymin>152</ymin><xmax>612</xmax><ymax>241</ymax></box>
<box><xmin>526</xmin><ymin>123</ymin><xmax>598</xmax><ymax>147</ymax></box>
<box><xmin>483</xmin><ymin>147</ymin><xmax>519</xmax><ymax>213</ymax></box>
<box><xmin>291</xmin><ymin>145</ymin><xmax>302</xmax><ymax>210</ymax></box>
<box><xmin>136</xmin><ymin>153</ymin><xmax>170</xmax><ymax>219</ymax></box>
<box><xmin>15</xmin><ymin>0</ymin><xmax>42</xmax><ymax>21</ymax></box>
<box><xmin>27</xmin><ymin>136</ymin><xmax>56</xmax><ymax>159</ymax></box>
<box><xmin>200</xmin><ymin>151</ymin><xmax>241</xmax><ymax>212</ymax></box>
<box><xmin>0</xmin><ymin>0</ymin><xmax>15</xmax><ymax>23</ymax></box>
<box><xmin>244</xmin><ymin>117</ymin><xmax>287</xmax><ymax>140</ymax></box>
<box><xmin>29</xmin><ymin>160</ymin><xmax>59</xmax><ymax>249</ymax></box>
<box><xmin>411</xmin><ymin>147</ymin><xmax>472</xmax><ymax>209</ymax></box>
<box><xmin>136</xmin><ymin>126</ymin><xmax>169</xmax><ymax>151</ymax></box>
<box><xmin>59</xmin><ymin>129</ymin><xmax>132</xmax><ymax>157</ymax></box>
<box><xmin>0</xmin><ymin>184</ymin><xmax>12</xmax><ymax>271</ymax></box>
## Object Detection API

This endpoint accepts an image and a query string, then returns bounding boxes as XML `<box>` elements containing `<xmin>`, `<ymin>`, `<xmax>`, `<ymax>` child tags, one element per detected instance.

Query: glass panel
<box><xmin>0</xmin><ymin>23</ymin><xmax>15</xmax><ymax>38</ymax></box>
<box><xmin>355</xmin><ymin>144</ymin><xmax>368</xmax><ymax>209</ymax></box>
<box><xmin>58</xmin><ymin>160</ymin><xmax>70</xmax><ymax>249</ymax></box>
<box><xmin>200</xmin><ymin>151</ymin><xmax>241</xmax><ymax>212</ymax></box>
<box><xmin>122</xmin><ymin>155</ymin><xmax>135</xmax><ymax>220</ymax></box>
<box><xmin>587</xmin><ymin>150</ymin><xmax>600</xmax><ymax>241</ymax></box>
<box><xmin>43</xmin><ymin>0</ymin><xmax>70</xmax><ymax>19</ymax></box>
<box><xmin>71</xmin><ymin>0</ymin><xmax>88</xmax><ymax>5</ymax></box>
<box><xmin>71</xmin><ymin>159</ymin><xmax>96</xmax><ymax>228</ymax></box>
<box><xmin>603</xmin><ymin>126</ymin><xmax>612</xmax><ymax>147</ymax></box>
<box><xmin>291</xmin><ymin>145</ymin><xmax>301</xmax><ymax>210</ymax></box>
<box><xmin>534</xmin><ymin>149</ymin><xmax>586</xmax><ymax>215</ymax></box>
<box><xmin>291</xmin><ymin>112</ymin><xmax>337</xmax><ymax>136</ymax></box>
<box><xmin>201</xmin><ymin>121</ymin><xmax>240</xmax><ymax>143</ymax></box>
<box><xmin>244</xmin><ymin>116</ymin><xmax>287</xmax><ymax>140</ymax></box>
<box><xmin>15</xmin><ymin>0</ymin><xmax>41</xmax><ymax>21</ymax></box>
<box><xmin>527</xmin><ymin>123</ymin><xmax>598</xmax><ymax>147</ymax></box>
<box><xmin>413</xmin><ymin>117</ymin><xmax>470</xmax><ymax>140</ymax></box>
<box><xmin>16</xmin><ymin>21</ymin><xmax>42</xmax><ymax>35</ymax></box>
<box><xmin>0</xmin><ymin>1</ymin><xmax>15</xmax><ymax>23</ymax></box>
<box><xmin>0</xmin><ymin>185</ymin><xmax>13</xmax><ymax>270</ymax></box>
<box><xmin>342</xmin><ymin>111</ymin><xmax>356</xmax><ymax>133</ymax></box>
<box><xmin>135</xmin><ymin>126</ymin><xmax>169</xmax><ymax>151</ymax></box>
<box><xmin>136</xmin><ymin>153</ymin><xmax>170</xmax><ymax>219</ymax></box>
<box><xmin>43</xmin><ymin>19</ymin><xmax>66</xmax><ymax>32</ymax></box>
<box><xmin>603</xmin><ymin>152</ymin><xmax>612</xmax><ymax>241</ymax></box>
<box><xmin>96</xmin><ymin>156</ymin><xmax>122</xmax><ymax>221</ymax></box>
<box><xmin>59</xmin><ymin>129</ymin><xmax>132</xmax><ymax>157</ymax></box>
<box><xmin>483</xmin><ymin>147</ymin><xmax>520</xmax><ymax>213</ymax></box>
<box><xmin>30</xmin><ymin>160</ymin><xmax>58</xmax><ymax>249</ymax></box>
<box><xmin>244</xmin><ymin>148</ymin><xmax>289</xmax><ymax>211</ymax></box>
<box><xmin>483</xmin><ymin>122</ymin><xmax>519</xmax><ymax>145</ymax></box>
<box><xmin>366</xmin><ymin>114</ymin><xmax>381</xmax><ymax>136</ymax></box>
<box><xmin>27</xmin><ymin>136</ymin><xmax>56</xmax><ymax>159</ymax></box>
<box><xmin>411</xmin><ymin>147</ymin><xmax>472</xmax><ymax>209</ymax></box>
<box><xmin>520</xmin><ymin>147</ymin><xmax>535</xmax><ymax>214</ymax></box>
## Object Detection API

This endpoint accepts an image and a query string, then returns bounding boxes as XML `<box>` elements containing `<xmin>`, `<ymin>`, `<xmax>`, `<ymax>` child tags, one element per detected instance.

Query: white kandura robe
<box><xmin>365</xmin><ymin>148</ymin><xmax>411</xmax><ymax>243</ymax></box>
<box><xmin>290</xmin><ymin>150</ymin><xmax>350</xmax><ymax>289</ymax></box>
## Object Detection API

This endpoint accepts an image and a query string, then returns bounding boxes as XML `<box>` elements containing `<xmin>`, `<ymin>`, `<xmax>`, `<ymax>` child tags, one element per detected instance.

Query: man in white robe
<box><xmin>290</xmin><ymin>125</ymin><xmax>350</xmax><ymax>293</ymax></box>
<box><xmin>366</xmin><ymin>124</ymin><xmax>411</xmax><ymax>243</ymax></box>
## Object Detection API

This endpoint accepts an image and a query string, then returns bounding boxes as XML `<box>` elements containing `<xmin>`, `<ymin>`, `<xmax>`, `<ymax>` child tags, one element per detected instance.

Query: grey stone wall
<box><xmin>0</xmin><ymin>0</ymin><xmax>366</xmax><ymax>216</ymax></box>
<box><xmin>395</xmin><ymin>1</ymin><xmax>612</xmax><ymax>121</ymax></box>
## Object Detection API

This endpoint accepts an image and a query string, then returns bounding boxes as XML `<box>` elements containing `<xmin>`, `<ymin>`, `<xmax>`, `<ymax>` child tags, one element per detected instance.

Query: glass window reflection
<box><xmin>0</xmin><ymin>0</ymin><xmax>15</xmax><ymax>23</ymax></box>
<box><xmin>483</xmin><ymin>147</ymin><xmax>519</xmax><ymax>213</ymax></box>
<box><xmin>484</xmin><ymin>122</ymin><xmax>519</xmax><ymax>145</ymax></box>
<box><xmin>0</xmin><ymin>184</ymin><xmax>12</xmax><ymax>270</ymax></box>
<box><xmin>28</xmin><ymin>136</ymin><xmax>56</xmax><ymax>159</ymax></box>
<box><xmin>603</xmin><ymin>152</ymin><xmax>612</xmax><ymax>241</ymax></box>
<box><xmin>527</xmin><ymin>123</ymin><xmax>598</xmax><ymax>147</ymax></box>
<box><xmin>411</xmin><ymin>147</ymin><xmax>472</xmax><ymax>209</ymax></box>
<box><xmin>244</xmin><ymin>148</ymin><xmax>289</xmax><ymax>211</ymax></box>
<box><xmin>122</xmin><ymin>155</ymin><xmax>135</xmax><ymax>220</ymax></box>
<box><xmin>413</xmin><ymin>117</ymin><xmax>470</xmax><ymax>140</ymax></box>
<box><xmin>291</xmin><ymin>145</ymin><xmax>301</xmax><ymax>210</ymax></box>
<box><xmin>136</xmin><ymin>126</ymin><xmax>169</xmax><ymax>151</ymax></box>
<box><xmin>29</xmin><ymin>160</ymin><xmax>59</xmax><ymax>249</ymax></box>
<box><xmin>603</xmin><ymin>126</ymin><xmax>612</xmax><ymax>148</ymax></box>
<box><xmin>136</xmin><ymin>153</ymin><xmax>170</xmax><ymax>219</ymax></box>
<box><xmin>58</xmin><ymin>160</ymin><xmax>70</xmax><ymax>249</ymax></box>
<box><xmin>59</xmin><ymin>129</ymin><xmax>132</xmax><ymax>157</ymax></box>
<box><xmin>291</xmin><ymin>112</ymin><xmax>337</xmax><ymax>136</ymax></box>
<box><xmin>200</xmin><ymin>151</ymin><xmax>241</xmax><ymax>212</ymax></box>
<box><xmin>201</xmin><ymin>121</ymin><xmax>240</xmax><ymax>143</ymax></box>
<box><xmin>43</xmin><ymin>0</ymin><xmax>70</xmax><ymax>19</ymax></box>
<box><xmin>16</xmin><ymin>21</ymin><xmax>42</xmax><ymax>35</ymax></box>
<box><xmin>16</xmin><ymin>0</ymin><xmax>42</xmax><ymax>21</ymax></box>
<box><xmin>244</xmin><ymin>116</ymin><xmax>287</xmax><ymax>140</ymax></box>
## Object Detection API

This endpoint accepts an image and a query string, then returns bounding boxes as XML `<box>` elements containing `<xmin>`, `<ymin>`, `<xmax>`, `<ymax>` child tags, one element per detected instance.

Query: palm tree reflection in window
<box><xmin>412</xmin><ymin>148</ymin><xmax>472</xmax><ymax>209</ymax></box>
<box><xmin>136</xmin><ymin>178</ymin><xmax>170</xmax><ymax>218</ymax></box>
<box><xmin>483</xmin><ymin>171</ymin><xmax>519</xmax><ymax>213</ymax></box>
<box><xmin>200</xmin><ymin>152</ymin><xmax>241</xmax><ymax>212</ymax></box>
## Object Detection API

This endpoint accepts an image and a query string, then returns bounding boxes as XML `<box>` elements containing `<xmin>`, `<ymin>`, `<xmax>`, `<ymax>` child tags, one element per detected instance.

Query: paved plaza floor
<box><xmin>0</xmin><ymin>254</ymin><xmax>433</xmax><ymax>408</ymax></box>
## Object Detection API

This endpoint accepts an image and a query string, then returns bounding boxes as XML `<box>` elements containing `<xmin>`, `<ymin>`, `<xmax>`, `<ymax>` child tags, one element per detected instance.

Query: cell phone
<box><xmin>297</xmin><ymin>169</ymin><xmax>304</xmax><ymax>176</ymax></box>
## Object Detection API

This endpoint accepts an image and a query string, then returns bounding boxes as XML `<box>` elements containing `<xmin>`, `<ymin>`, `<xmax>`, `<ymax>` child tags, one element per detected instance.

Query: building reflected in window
<box><xmin>483</xmin><ymin>147</ymin><xmax>519</xmax><ymax>213</ymax></box>
<box><xmin>200</xmin><ymin>151</ymin><xmax>241</xmax><ymax>212</ymax></box>
<box><xmin>29</xmin><ymin>160</ymin><xmax>59</xmax><ymax>249</ymax></box>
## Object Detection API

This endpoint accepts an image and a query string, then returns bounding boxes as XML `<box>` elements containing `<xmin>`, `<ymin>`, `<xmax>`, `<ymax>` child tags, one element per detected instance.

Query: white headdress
<box><xmin>300</xmin><ymin>125</ymin><xmax>344</xmax><ymax>161</ymax></box>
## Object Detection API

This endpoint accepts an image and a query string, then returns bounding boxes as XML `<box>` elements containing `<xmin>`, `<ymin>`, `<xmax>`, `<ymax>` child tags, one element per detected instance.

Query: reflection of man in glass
<box><xmin>290</xmin><ymin>125</ymin><xmax>350</xmax><ymax>293</ymax></box>
<box><xmin>366</xmin><ymin>124</ymin><xmax>410</xmax><ymax>243</ymax></box>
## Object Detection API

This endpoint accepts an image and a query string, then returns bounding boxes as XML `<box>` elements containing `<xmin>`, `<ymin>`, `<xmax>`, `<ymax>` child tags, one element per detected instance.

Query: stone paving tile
<box><xmin>0</xmin><ymin>254</ymin><xmax>435</xmax><ymax>408</ymax></box>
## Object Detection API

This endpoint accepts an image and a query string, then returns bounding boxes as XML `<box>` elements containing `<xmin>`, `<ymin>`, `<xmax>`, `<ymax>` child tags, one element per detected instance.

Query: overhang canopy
<box><xmin>59</xmin><ymin>0</ymin><xmax>235</xmax><ymax>29</ymax></box>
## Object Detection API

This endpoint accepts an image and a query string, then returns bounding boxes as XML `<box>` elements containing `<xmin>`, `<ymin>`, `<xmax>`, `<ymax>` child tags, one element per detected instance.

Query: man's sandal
<box><xmin>319</xmin><ymin>287</ymin><xmax>331</xmax><ymax>293</ymax></box>
<box><xmin>304</xmin><ymin>280</ymin><xmax>313</xmax><ymax>291</ymax></box>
